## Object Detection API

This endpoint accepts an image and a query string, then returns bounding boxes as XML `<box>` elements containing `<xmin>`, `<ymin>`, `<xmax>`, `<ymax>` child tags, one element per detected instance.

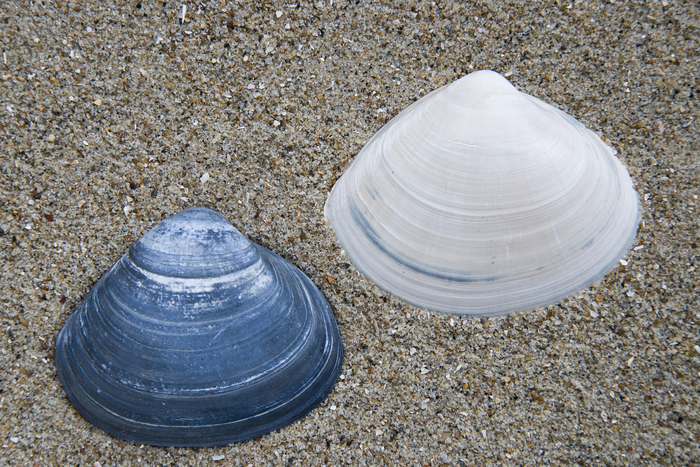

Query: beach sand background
<box><xmin>0</xmin><ymin>1</ymin><xmax>698</xmax><ymax>465</ymax></box>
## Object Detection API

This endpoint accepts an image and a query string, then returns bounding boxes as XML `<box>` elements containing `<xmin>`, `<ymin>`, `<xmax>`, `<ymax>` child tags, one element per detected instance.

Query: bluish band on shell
<box><xmin>55</xmin><ymin>207</ymin><xmax>343</xmax><ymax>447</ymax></box>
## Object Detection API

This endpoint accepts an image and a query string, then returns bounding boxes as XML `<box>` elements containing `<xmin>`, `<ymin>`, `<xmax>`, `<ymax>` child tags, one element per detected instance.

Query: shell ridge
<box><xmin>347</xmin><ymin>195</ymin><xmax>501</xmax><ymax>283</ymax></box>
<box><xmin>126</xmin><ymin>256</ymin><xmax>273</xmax><ymax>295</ymax></box>
<box><xmin>102</xmin><ymin>258</ymin><xmax>281</xmax><ymax>331</ymax></box>
<box><xmin>71</xmin><ymin>338</ymin><xmax>341</xmax><ymax>433</ymax></box>
<box><xmin>81</xmin><ymin>290</ymin><xmax>310</xmax><ymax>394</ymax></box>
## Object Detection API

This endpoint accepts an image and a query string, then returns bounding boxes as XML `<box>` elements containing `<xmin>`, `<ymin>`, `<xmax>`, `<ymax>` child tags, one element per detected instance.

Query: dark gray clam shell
<box><xmin>55</xmin><ymin>207</ymin><xmax>343</xmax><ymax>447</ymax></box>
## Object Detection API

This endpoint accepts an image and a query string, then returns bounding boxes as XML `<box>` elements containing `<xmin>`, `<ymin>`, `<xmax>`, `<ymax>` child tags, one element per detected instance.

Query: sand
<box><xmin>0</xmin><ymin>0</ymin><xmax>698</xmax><ymax>465</ymax></box>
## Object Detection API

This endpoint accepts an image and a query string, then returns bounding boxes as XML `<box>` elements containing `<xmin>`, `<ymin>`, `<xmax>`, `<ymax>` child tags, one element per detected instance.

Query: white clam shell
<box><xmin>324</xmin><ymin>70</ymin><xmax>640</xmax><ymax>316</ymax></box>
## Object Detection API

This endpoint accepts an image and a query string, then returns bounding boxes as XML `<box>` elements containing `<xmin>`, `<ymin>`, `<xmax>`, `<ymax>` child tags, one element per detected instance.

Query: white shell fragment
<box><xmin>324</xmin><ymin>70</ymin><xmax>640</xmax><ymax>316</ymax></box>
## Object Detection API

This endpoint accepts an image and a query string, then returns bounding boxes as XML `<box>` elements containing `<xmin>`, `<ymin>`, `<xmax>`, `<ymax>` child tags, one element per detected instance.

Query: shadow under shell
<box><xmin>54</xmin><ymin>207</ymin><xmax>343</xmax><ymax>447</ymax></box>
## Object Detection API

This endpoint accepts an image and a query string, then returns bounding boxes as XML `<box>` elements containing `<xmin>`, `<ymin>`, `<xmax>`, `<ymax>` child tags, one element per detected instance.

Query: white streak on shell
<box><xmin>324</xmin><ymin>70</ymin><xmax>640</xmax><ymax>316</ymax></box>
<box><xmin>130</xmin><ymin>257</ymin><xmax>274</xmax><ymax>295</ymax></box>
